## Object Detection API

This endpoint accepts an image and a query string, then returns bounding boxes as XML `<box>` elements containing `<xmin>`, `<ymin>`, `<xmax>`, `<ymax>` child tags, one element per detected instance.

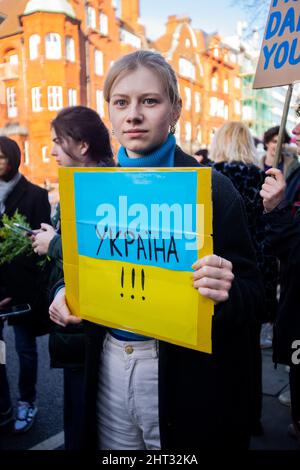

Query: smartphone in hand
<box><xmin>0</xmin><ymin>303</ymin><xmax>31</xmax><ymax>318</ymax></box>
<box><xmin>13</xmin><ymin>223</ymin><xmax>35</xmax><ymax>236</ymax></box>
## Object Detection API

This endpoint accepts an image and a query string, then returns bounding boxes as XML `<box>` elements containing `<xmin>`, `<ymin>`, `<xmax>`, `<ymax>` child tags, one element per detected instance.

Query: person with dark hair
<box><xmin>0</xmin><ymin>136</ymin><xmax>51</xmax><ymax>434</ymax></box>
<box><xmin>194</xmin><ymin>148</ymin><xmax>212</xmax><ymax>166</ymax></box>
<box><xmin>31</xmin><ymin>106</ymin><xmax>114</xmax><ymax>450</ymax></box>
<box><xmin>260</xmin><ymin>125</ymin><xmax>299</xmax><ymax>180</ymax></box>
<box><xmin>49</xmin><ymin>51</ymin><xmax>264</xmax><ymax>451</ymax></box>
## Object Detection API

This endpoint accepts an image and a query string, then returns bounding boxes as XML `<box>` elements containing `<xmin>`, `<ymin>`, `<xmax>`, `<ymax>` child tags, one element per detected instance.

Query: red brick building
<box><xmin>0</xmin><ymin>0</ymin><xmax>241</xmax><ymax>184</ymax></box>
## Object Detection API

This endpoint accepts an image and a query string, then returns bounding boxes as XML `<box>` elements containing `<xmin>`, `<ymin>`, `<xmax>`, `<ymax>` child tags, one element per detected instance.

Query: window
<box><xmin>224</xmin><ymin>105</ymin><xmax>229</xmax><ymax>120</ymax></box>
<box><xmin>213</xmin><ymin>47</ymin><xmax>219</xmax><ymax>58</ymax></box>
<box><xmin>185</xmin><ymin>122</ymin><xmax>191</xmax><ymax>142</ymax></box>
<box><xmin>179</xmin><ymin>58</ymin><xmax>195</xmax><ymax>80</ymax></box>
<box><xmin>211</xmin><ymin>76</ymin><xmax>218</xmax><ymax>91</ymax></box>
<box><xmin>68</xmin><ymin>89</ymin><xmax>77</xmax><ymax>106</ymax></box>
<box><xmin>65</xmin><ymin>37</ymin><xmax>75</xmax><ymax>62</ymax></box>
<box><xmin>45</xmin><ymin>33</ymin><xmax>61</xmax><ymax>59</ymax></box>
<box><xmin>24</xmin><ymin>141</ymin><xmax>30</xmax><ymax>165</ymax></box>
<box><xmin>42</xmin><ymin>146</ymin><xmax>50</xmax><ymax>163</ymax></box>
<box><xmin>196</xmin><ymin>126</ymin><xmax>202</xmax><ymax>144</ymax></box>
<box><xmin>29</xmin><ymin>34</ymin><xmax>40</xmax><ymax>60</ymax></box>
<box><xmin>86</xmin><ymin>5</ymin><xmax>96</xmax><ymax>29</ymax></box>
<box><xmin>185</xmin><ymin>38</ymin><xmax>191</xmax><ymax>48</ymax></box>
<box><xmin>32</xmin><ymin>87</ymin><xmax>42</xmax><ymax>112</ymax></box>
<box><xmin>217</xmin><ymin>99</ymin><xmax>224</xmax><ymax>118</ymax></box>
<box><xmin>99</xmin><ymin>13</ymin><xmax>108</xmax><ymax>35</ymax></box>
<box><xmin>48</xmin><ymin>86</ymin><xmax>63</xmax><ymax>110</ymax></box>
<box><xmin>95</xmin><ymin>50</ymin><xmax>104</xmax><ymax>76</ymax></box>
<box><xmin>96</xmin><ymin>90</ymin><xmax>104</xmax><ymax>117</ymax></box>
<box><xmin>235</xmin><ymin>99</ymin><xmax>241</xmax><ymax>115</ymax></box>
<box><xmin>184</xmin><ymin>87</ymin><xmax>191</xmax><ymax>111</ymax></box>
<box><xmin>235</xmin><ymin>77</ymin><xmax>241</xmax><ymax>89</ymax></box>
<box><xmin>210</xmin><ymin>97</ymin><xmax>218</xmax><ymax>116</ymax></box>
<box><xmin>6</xmin><ymin>87</ymin><xmax>17</xmax><ymax>117</ymax></box>
<box><xmin>9</xmin><ymin>54</ymin><xmax>18</xmax><ymax>64</ymax></box>
<box><xmin>195</xmin><ymin>92</ymin><xmax>201</xmax><ymax>113</ymax></box>
<box><xmin>223</xmin><ymin>79</ymin><xmax>229</xmax><ymax>94</ymax></box>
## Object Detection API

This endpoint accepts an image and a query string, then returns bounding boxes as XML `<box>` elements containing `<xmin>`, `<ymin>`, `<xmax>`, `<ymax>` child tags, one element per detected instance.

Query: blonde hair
<box><xmin>104</xmin><ymin>50</ymin><xmax>181</xmax><ymax>115</ymax></box>
<box><xmin>210</xmin><ymin>122</ymin><xmax>257</xmax><ymax>165</ymax></box>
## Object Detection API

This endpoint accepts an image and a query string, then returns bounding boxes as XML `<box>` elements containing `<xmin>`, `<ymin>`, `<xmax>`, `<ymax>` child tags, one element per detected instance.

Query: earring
<box><xmin>111</xmin><ymin>129</ymin><xmax>115</xmax><ymax>136</ymax></box>
<box><xmin>170</xmin><ymin>124</ymin><xmax>176</xmax><ymax>135</ymax></box>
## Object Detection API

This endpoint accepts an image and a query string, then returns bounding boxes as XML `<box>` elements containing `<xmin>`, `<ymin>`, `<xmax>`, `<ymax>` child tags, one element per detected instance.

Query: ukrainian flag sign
<box><xmin>59</xmin><ymin>167</ymin><xmax>213</xmax><ymax>353</ymax></box>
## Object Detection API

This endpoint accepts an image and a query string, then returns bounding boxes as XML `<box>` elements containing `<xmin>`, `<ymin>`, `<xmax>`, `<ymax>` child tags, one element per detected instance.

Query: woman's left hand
<box><xmin>192</xmin><ymin>254</ymin><xmax>234</xmax><ymax>304</ymax></box>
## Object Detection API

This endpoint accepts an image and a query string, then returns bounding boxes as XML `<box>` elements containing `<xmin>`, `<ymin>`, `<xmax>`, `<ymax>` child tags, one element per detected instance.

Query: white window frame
<box><xmin>48</xmin><ymin>86</ymin><xmax>63</xmax><ymax>111</ymax></box>
<box><xmin>94</xmin><ymin>50</ymin><xmax>104</xmax><ymax>76</ymax></box>
<box><xmin>235</xmin><ymin>99</ymin><xmax>241</xmax><ymax>115</ymax></box>
<box><xmin>42</xmin><ymin>146</ymin><xmax>50</xmax><ymax>163</ymax></box>
<box><xmin>45</xmin><ymin>33</ymin><xmax>62</xmax><ymax>60</ymax></box>
<box><xmin>9</xmin><ymin>54</ymin><xmax>18</xmax><ymax>65</ymax></box>
<box><xmin>179</xmin><ymin>57</ymin><xmax>195</xmax><ymax>80</ymax></box>
<box><xmin>96</xmin><ymin>90</ymin><xmax>104</xmax><ymax>117</ymax></box>
<box><xmin>29</xmin><ymin>34</ymin><xmax>40</xmax><ymax>60</ymax></box>
<box><xmin>99</xmin><ymin>12</ymin><xmax>108</xmax><ymax>35</ymax></box>
<box><xmin>68</xmin><ymin>89</ymin><xmax>77</xmax><ymax>106</ymax></box>
<box><xmin>31</xmin><ymin>87</ymin><xmax>42</xmax><ymax>112</ymax></box>
<box><xmin>195</xmin><ymin>92</ymin><xmax>201</xmax><ymax>113</ymax></box>
<box><xmin>184</xmin><ymin>87</ymin><xmax>191</xmax><ymax>111</ymax></box>
<box><xmin>65</xmin><ymin>36</ymin><xmax>75</xmax><ymax>62</ymax></box>
<box><xmin>86</xmin><ymin>5</ymin><xmax>96</xmax><ymax>29</ymax></box>
<box><xmin>6</xmin><ymin>87</ymin><xmax>17</xmax><ymax>118</ymax></box>
<box><xmin>185</xmin><ymin>122</ymin><xmax>192</xmax><ymax>142</ymax></box>
<box><xmin>24</xmin><ymin>141</ymin><xmax>30</xmax><ymax>166</ymax></box>
<box><xmin>211</xmin><ymin>76</ymin><xmax>218</xmax><ymax>92</ymax></box>
<box><xmin>223</xmin><ymin>79</ymin><xmax>229</xmax><ymax>94</ymax></box>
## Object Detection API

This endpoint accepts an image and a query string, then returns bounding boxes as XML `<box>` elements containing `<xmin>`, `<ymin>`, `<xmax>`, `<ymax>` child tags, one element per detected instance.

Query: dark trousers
<box><xmin>63</xmin><ymin>367</ymin><xmax>85</xmax><ymax>450</ymax></box>
<box><xmin>13</xmin><ymin>323</ymin><xmax>37</xmax><ymax>403</ymax></box>
<box><xmin>0</xmin><ymin>322</ymin><xmax>11</xmax><ymax>412</ymax></box>
<box><xmin>290</xmin><ymin>365</ymin><xmax>300</xmax><ymax>425</ymax></box>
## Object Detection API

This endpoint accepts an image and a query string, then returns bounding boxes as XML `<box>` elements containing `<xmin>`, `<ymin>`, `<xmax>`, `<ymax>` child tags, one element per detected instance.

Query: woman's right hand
<box><xmin>49</xmin><ymin>287</ymin><xmax>81</xmax><ymax>327</ymax></box>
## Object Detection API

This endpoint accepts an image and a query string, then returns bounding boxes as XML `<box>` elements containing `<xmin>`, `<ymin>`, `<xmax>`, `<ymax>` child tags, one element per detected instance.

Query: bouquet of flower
<box><xmin>0</xmin><ymin>210</ymin><xmax>34</xmax><ymax>265</ymax></box>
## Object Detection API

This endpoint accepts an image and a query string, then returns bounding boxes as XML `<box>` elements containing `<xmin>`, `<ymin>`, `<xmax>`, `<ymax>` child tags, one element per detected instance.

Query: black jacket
<box><xmin>264</xmin><ymin>207</ymin><xmax>300</xmax><ymax>365</ymax></box>
<box><xmin>0</xmin><ymin>175</ymin><xmax>51</xmax><ymax>333</ymax></box>
<box><xmin>82</xmin><ymin>147</ymin><xmax>264</xmax><ymax>450</ymax></box>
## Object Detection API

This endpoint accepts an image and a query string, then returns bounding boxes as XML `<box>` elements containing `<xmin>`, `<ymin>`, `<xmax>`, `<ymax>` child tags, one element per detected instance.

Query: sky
<box><xmin>115</xmin><ymin>0</ymin><xmax>268</xmax><ymax>41</ymax></box>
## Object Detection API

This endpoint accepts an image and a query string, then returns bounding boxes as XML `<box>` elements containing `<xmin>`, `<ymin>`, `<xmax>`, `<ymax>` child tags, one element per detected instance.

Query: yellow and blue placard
<box><xmin>59</xmin><ymin>167</ymin><xmax>214</xmax><ymax>353</ymax></box>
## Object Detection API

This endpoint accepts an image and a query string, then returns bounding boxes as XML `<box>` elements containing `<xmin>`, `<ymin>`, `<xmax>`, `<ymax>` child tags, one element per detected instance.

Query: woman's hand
<box><xmin>260</xmin><ymin>168</ymin><xmax>286</xmax><ymax>213</ymax></box>
<box><xmin>49</xmin><ymin>287</ymin><xmax>81</xmax><ymax>327</ymax></box>
<box><xmin>192</xmin><ymin>254</ymin><xmax>234</xmax><ymax>304</ymax></box>
<box><xmin>32</xmin><ymin>223</ymin><xmax>56</xmax><ymax>256</ymax></box>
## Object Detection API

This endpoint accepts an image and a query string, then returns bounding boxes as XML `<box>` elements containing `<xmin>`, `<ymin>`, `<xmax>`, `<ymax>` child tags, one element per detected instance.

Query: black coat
<box><xmin>0</xmin><ymin>175</ymin><xmax>51</xmax><ymax>332</ymax></box>
<box><xmin>81</xmin><ymin>147</ymin><xmax>264</xmax><ymax>450</ymax></box>
<box><xmin>264</xmin><ymin>207</ymin><xmax>300</xmax><ymax>365</ymax></box>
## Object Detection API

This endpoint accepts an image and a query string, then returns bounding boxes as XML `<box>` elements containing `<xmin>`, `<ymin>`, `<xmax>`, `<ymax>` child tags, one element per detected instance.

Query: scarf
<box><xmin>117</xmin><ymin>133</ymin><xmax>176</xmax><ymax>168</ymax></box>
<box><xmin>0</xmin><ymin>172</ymin><xmax>22</xmax><ymax>215</ymax></box>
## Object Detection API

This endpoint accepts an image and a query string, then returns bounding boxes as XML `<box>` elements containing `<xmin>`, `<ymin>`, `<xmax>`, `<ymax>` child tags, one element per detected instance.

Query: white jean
<box><xmin>96</xmin><ymin>333</ymin><xmax>161</xmax><ymax>450</ymax></box>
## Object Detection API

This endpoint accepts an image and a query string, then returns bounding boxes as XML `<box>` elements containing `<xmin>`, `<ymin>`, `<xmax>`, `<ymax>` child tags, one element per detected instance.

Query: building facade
<box><xmin>0</xmin><ymin>0</ymin><xmax>242</xmax><ymax>184</ymax></box>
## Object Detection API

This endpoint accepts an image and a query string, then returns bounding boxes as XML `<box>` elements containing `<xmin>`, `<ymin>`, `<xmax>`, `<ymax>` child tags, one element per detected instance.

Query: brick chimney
<box><xmin>166</xmin><ymin>15</ymin><xmax>191</xmax><ymax>35</ymax></box>
<box><xmin>121</xmin><ymin>0</ymin><xmax>140</xmax><ymax>27</ymax></box>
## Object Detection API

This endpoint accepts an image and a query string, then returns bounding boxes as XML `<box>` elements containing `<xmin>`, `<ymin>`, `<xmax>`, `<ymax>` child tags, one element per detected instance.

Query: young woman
<box><xmin>0</xmin><ymin>136</ymin><xmax>51</xmax><ymax>434</ymax></box>
<box><xmin>31</xmin><ymin>106</ymin><xmax>114</xmax><ymax>449</ymax></box>
<box><xmin>49</xmin><ymin>51</ymin><xmax>264</xmax><ymax>450</ymax></box>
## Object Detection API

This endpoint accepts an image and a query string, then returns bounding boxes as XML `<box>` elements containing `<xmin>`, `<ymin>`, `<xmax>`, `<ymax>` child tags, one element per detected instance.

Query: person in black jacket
<box><xmin>49</xmin><ymin>50</ymin><xmax>264</xmax><ymax>450</ymax></box>
<box><xmin>0</xmin><ymin>136</ymin><xmax>51</xmax><ymax>434</ymax></box>
<box><xmin>260</xmin><ymin>116</ymin><xmax>300</xmax><ymax>444</ymax></box>
<box><xmin>31</xmin><ymin>106</ymin><xmax>114</xmax><ymax>450</ymax></box>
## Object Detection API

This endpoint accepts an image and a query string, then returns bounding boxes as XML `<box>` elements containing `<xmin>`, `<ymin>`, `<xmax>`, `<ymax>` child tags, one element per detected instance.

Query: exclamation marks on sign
<box><xmin>120</xmin><ymin>267</ymin><xmax>124</xmax><ymax>298</ymax></box>
<box><xmin>141</xmin><ymin>269</ymin><xmax>145</xmax><ymax>301</ymax></box>
<box><xmin>120</xmin><ymin>267</ymin><xmax>146</xmax><ymax>300</ymax></box>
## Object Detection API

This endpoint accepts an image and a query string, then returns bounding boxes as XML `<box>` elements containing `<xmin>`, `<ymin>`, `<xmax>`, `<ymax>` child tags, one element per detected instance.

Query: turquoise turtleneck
<box><xmin>117</xmin><ymin>133</ymin><xmax>176</xmax><ymax>168</ymax></box>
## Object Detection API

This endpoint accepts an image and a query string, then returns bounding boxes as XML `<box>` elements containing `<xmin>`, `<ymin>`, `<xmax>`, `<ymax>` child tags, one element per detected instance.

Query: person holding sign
<box><xmin>50</xmin><ymin>50</ymin><xmax>264</xmax><ymax>450</ymax></box>
<box><xmin>260</xmin><ymin>112</ymin><xmax>300</xmax><ymax>444</ymax></box>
